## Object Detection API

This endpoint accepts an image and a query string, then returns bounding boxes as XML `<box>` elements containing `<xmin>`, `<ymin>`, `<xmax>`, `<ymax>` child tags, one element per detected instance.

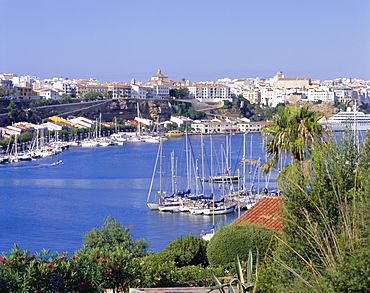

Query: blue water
<box><xmin>0</xmin><ymin>133</ymin><xmax>271</xmax><ymax>254</ymax></box>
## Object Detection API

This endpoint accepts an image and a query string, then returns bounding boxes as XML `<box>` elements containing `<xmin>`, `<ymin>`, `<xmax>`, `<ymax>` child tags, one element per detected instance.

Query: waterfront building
<box><xmin>68</xmin><ymin>117</ymin><xmax>96</xmax><ymax>129</ymax></box>
<box><xmin>170</xmin><ymin>116</ymin><xmax>193</xmax><ymax>126</ymax></box>
<box><xmin>191</xmin><ymin>121</ymin><xmax>235</xmax><ymax>134</ymax></box>
<box><xmin>237</xmin><ymin>121</ymin><xmax>272</xmax><ymax>132</ymax></box>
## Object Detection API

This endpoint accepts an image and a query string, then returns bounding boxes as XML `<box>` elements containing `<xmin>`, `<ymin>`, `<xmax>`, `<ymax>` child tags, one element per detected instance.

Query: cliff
<box><xmin>0</xmin><ymin>99</ymin><xmax>172</xmax><ymax>125</ymax></box>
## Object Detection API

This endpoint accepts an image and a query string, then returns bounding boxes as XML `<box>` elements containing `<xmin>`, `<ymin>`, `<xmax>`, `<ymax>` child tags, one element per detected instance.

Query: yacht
<box><xmin>326</xmin><ymin>107</ymin><xmax>370</xmax><ymax>131</ymax></box>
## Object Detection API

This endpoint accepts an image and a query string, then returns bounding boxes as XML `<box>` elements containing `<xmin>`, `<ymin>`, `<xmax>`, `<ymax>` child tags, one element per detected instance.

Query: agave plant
<box><xmin>205</xmin><ymin>250</ymin><xmax>259</xmax><ymax>293</ymax></box>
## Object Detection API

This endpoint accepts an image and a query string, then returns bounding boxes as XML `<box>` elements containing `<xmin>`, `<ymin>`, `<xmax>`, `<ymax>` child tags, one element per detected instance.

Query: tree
<box><xmin>5</xmin><ymin>102</ymin><xmax>22</xmax><ymax>123</ymax></box>
<box><xmin>170</xmin><ymin>88</ymin><xmax>189</xmax><ymax>99</ymax></box>
<box><xmin>262</xmin><ymin>105</ymin><xmax>326</xmax><ymax>172</ymax></box>
<box><xmin>83</xmin><ymin>217</ymin><xmax>148</xmax><ymax>257</ymax></box>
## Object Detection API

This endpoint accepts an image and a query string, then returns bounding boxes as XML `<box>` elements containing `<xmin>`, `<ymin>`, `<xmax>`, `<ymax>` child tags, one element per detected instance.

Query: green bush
<box><xmin>139</xmin><ymin>253</ymin><xmax>178</xmax><ymax>287</ymax></box>
<box><xmin>206</xmin><ymin>224</ymin><xmax>275</xmax><ymax>266</ymax></box>
<box><xmin>154</xmin><ymin>234</ymin><xmax>208</xmax><ymax>267</ymax></box>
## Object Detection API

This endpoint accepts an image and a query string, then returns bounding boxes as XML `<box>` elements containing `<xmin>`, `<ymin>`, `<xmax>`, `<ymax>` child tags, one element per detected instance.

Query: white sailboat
<box><xmin>146</xmin><ymin>139</ymin><xmax>163</xmax><ymax>210</ymax></box>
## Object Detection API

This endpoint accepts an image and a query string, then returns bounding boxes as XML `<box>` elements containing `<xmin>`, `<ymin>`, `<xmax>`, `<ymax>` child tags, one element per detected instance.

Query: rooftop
<box><xmin>233</xmin><ymin>195</ymin><xmax>284</xmax><ymax>232</ymax></box>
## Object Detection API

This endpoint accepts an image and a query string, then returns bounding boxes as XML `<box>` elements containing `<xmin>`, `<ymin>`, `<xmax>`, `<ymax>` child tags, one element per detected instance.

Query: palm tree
<box><xmin>261</xmin><ymin>105</ymin><xmax>326</xmax><ymax>172</ymax></box>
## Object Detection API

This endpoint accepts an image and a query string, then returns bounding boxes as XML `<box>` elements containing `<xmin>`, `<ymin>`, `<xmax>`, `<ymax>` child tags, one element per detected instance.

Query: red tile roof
<box><xmin>233</xmin><ymin>196</ymin><xmax>284</xmax><ymax>232</ymax></box>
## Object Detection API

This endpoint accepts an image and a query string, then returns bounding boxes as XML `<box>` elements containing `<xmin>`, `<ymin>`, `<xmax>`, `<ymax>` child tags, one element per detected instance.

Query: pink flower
<box><xmin>0</xmin><ymin>257</ymin><xmax>4</xmax><ymax>262</ymax></box>
<box><xmin>48</xmin><ymin>263</ymin><xmax>55</xmax><ymax>268</ymax></box>
<box><xmin>30</xmin><ymin>254</ymin><xmax>36</xmax><ymax>258</ymax></box>
<box><xmin>100</xmin><ymin>258</ymin><xmax>107</xmax><ymax>262</ymax></box>
<box><xmin>114</xmin><ymin>265</ymin><xmax>120</xmax><ymax>269</ymax></box>
<box><xmin>71</xmin><ymin>255</ymin><xmax>76</xmax><ymax>260</ymax></box>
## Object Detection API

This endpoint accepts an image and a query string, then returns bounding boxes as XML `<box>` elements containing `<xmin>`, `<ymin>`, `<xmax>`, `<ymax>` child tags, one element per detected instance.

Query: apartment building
<box><xmin>188</xmin><ymin>83</ymin><xmax>232</xmax><ymax>102</ymax></box>
<box><xmin>306</xmin><ymin>87</ymin><xmax>335</xmax><ymax>102</ymax></box>
<box><xmin>107</xmin><ymin>83</ymin><xmax>131</xmax><ymax>99</ymax></box>
<box><xmin>332</xmin><ymin>87</ymin><xmax>357</xmax><ymax>103</ymax></box>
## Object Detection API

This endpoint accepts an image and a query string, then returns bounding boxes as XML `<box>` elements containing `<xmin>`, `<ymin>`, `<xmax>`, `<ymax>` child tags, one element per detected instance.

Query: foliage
<box><xmin>0</xmin><ymin>132</ymin><xmax>33</xmax><ymax>149</ymax></box>
<box><xmin>222</xmin><ymin>100</ymin><xmax>232</xmax><ymax>109</ymax></box>
<box><xmin>206</xmin><ymin>224</ymin><xmax>275</xmax><ymax>266</ymax></box>
<box><xmin>139</xmin><ymin>254</ymin><xmax>178</xmax><ymax>287</ymax></box>
<box><xmin>84</xmin><ymin>92</ymin><xmax>110</xmax><ymax>100</ymax></box>
<box><xmin>83</xmin><ymin>216</ymin><xmax>148</xmax><ymax>257</ymax></box>
<box><xmin>206</xmin><ymin>252</ymin><xmax>259</xmax><ymax>293</ymax></box>
<box><xmin>152</xmin><ymin>234</ymin><xmax>208</xmax><ymax>267</ymax></box>
<box><xmin>0</xmin><ymin>244</ymin><xmax>140</xmax><ymax>293</ymax></box>
<box><xmin>258</xmin><ymin>131</ymin><xmax>370</xmax><ymax>292</ymax></box>
<box><xmin>188</xmin><ymin>107</ymin><xmax>206</xmax><ymax>120</ymax></box>
<box><xmin>169</xmin><ymin>88</ymin><xmax>189</xmax><ymax>99</ymax></box>
<box><xmin>5</xmin><ymin>101</ymin><xmax>22</xmax><ymax>123</ymax></box>
<box><xmin>238</xmin><ymin>97</ymin><xmax>281</xmax><ymax>121</ymax></box>
<box><xmin>169</xmin><ymin>100</ymin><xmax>205</xmax><ymax>120</ymax></box>
<box><xmin>0</xmin><ymin>86</ymin><xmax>15</xmax><ymax>97</ymax></box>
<box><xmin>262</xmin><ymin>105</ymin><xmax>326</xmax><ymax>172</ymax></box>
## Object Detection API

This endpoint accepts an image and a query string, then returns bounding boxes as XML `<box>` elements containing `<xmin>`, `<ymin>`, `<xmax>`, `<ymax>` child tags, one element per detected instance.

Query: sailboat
<box><xmin>146</xmin><ymin>139</ymin><xmax>162</xmax><ymax>210</ymax></box>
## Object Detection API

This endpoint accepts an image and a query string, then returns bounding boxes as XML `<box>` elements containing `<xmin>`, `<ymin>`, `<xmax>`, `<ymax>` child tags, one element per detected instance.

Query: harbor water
<box><xmin>0</xmin><ymin>133</ymin><xmax>274</xmax><ymax>253</ymax></box>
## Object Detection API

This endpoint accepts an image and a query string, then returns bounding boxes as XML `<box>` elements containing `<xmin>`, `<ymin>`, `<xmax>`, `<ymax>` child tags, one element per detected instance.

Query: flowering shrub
<box><xmin>0</xmin><ymin>244</ymin><xmax>141</xmax><ymax>292</ymax></box>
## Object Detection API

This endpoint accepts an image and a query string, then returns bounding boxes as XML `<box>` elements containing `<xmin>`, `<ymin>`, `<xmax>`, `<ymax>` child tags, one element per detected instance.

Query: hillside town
<box><xmin>1</xmin><ymin>69</ymin><xmax>370</xmax><ymax>105</ymax></box>
<box><xmin>1</xmin><ymin>69</ymin><xmax>370</xmax><ymax>141</ymax></box>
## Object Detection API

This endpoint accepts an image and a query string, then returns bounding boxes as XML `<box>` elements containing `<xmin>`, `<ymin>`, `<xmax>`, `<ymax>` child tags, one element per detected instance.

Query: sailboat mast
<box><xmin>159</xmin><ymin>139</ymin><xmax>163</xmax><ymax>198</ymax></box>
<box><xmin>210</xmin><ymin>135</ymin><xmax>214</xmax><ymax>195</ymax></box>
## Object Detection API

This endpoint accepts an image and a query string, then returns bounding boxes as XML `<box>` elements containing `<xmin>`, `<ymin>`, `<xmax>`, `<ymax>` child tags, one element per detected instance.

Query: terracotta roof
<box><xmin>233</xmin><ymin>196</ymin><xmax>284</xmax><ymax>232</ymax></box>
<box><xmin>15</xmin><ymin>86</ymin><xmax>32</xmax><ymax>89</ymax></box>
<box><xmin>153</xmin><ymin>68</ymin><xmax>167</xmax><ymax>78</ymax></box>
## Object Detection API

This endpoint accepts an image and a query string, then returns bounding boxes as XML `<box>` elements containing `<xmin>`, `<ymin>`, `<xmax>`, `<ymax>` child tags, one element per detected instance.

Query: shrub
<box><xmin>206</xmin><ymin>224</ymin><xmax>275</xmax><ymax>266</ymax></box>
<box><xmin>153</xmin><ymin>234</ymin><xmax>208</xmax><ymax>267</ymax></box>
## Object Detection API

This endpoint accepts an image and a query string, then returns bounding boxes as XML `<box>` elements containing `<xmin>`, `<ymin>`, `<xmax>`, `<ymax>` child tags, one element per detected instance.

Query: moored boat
<box><xmin>165</xmin><ymin>130</ymin><xmax>184</xmax><ymax>137</ymax></box>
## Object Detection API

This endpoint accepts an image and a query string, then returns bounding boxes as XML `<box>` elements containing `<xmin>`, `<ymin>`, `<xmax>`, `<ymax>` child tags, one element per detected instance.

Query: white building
<box><xmin>332</xmin><ymin>87</ymin><xmax>357</xmax><ymax>103</ymax></box>
<box><xmin>237</xmin><ymin>121</ymin><xmax>271</xmax><ymax>132</ymax></box>
<box><xmin>52</xmin><ymin>80</ymin><xmax>76</xmax><ymax>96</ymax></box>
<box><xmin>130</xmin><ymin>84</ymin><xmax>147</xmax><ymax>99</ymax></box>
<box><xmin>68</xmin><ymin>117</ymin><xmax>96</xmax><ymax>128</ymax></box>
<box><xmin>148</xmin><ymin>84</ymin><xmax>170</xmax><ymax>99</ymax></box>
<box><xmin>191</xmin><ymin>121</ymin><xmax>235</xmax><ymax>134</ymax></box>
<box><xmin>37</xmin><ymin>89</ymin><xmax>62</xmax><ymax>100</ymax></box>
<box><xmin>306</xmin><ymin>87</ymin><xmax>335</xmax><ymax>102</ymax></box>
<box><xmin>170</xmin><ymin>116</ymin><xmax>193</xmax><ymax>126</ymax></box>
<box><xmin>188</xmin><ymin>83</ymin><xmax>232</xmax><ymax>102</ymax></box>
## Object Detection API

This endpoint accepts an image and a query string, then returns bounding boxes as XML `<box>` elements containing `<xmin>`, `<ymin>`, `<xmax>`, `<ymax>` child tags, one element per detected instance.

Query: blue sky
<box><xmin>1</xmin><ymin>0</ymin><xmax>369</xmax><ymax>83</ymax></box>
